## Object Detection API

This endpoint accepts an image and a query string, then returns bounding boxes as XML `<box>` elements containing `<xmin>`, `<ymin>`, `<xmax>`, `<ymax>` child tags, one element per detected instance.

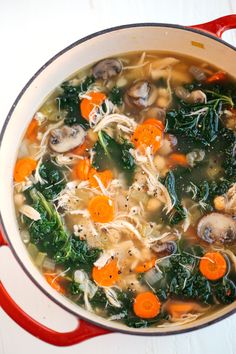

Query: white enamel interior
<box><xmin>1</xmin><ymin>25</ymin><xmax>236</xmax><ymax>334</ymax></box>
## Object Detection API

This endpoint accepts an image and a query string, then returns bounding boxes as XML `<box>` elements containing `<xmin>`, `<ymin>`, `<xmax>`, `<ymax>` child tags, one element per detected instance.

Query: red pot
<box><xmin>1</xmin><ymin>15</ymin><xmax>236</xmax><ymax>346</ymax></box>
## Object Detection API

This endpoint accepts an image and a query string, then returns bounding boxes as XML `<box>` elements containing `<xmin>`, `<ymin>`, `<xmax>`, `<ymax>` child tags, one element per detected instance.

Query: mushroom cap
<box><xmin>125</xmin><ymin>80</ymin><xmax>158</xmax><ymax>108</ymax></box>
<box><xmin>175</xmin><ymin>86</ymin><xmax>206</xmax><ymax>104</ymax></box>
<box><xmin>92</xmin><ymin>58</ymin><xmax>123</xmax><ymax>80</ymax></box>
<box><xmin>49</xmin><ymin>125</ymin><xmax>86</xmax><ymax>153</ymax></box>
<box><xmin>197</xmin><ymin>212</ymin><xmax>236</xmax><ymax>244</ymax></box>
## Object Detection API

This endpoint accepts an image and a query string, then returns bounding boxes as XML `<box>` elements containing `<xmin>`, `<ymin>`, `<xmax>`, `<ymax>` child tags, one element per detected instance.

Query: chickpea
<box><xmin>146</xmin><ymin>198</ymin><xmax>163</xmax><ymax>212</ymax></box>
<box><xmin>158</xmin><ymin>138</ymin><xmax>172</xmax><ymax>156</ymax></box>
<box><xmin>154</xmin><ymin>155</ymin><xmax>166</xmax><ymax>171</ymax></box>
<box><xmin>214</xmin><ymin>196</ymin><xmax>226</xmax><ymax>211</ymax></box>
<box><xmin>226</xmin><ymin>118</ymin><xmax>236</xmax><ymax>130</ymax></box>
<box><xmin>207</xmin><ymin>165</ymin><xmax>222</xmax><ymax>179</ymax></box>
<box><xmin>156</xmin><ymin>96</ymin><xmax>169</xmax><ymax>108</ymax></box>
<box><xmin>14</xmin><ymin>193</ymin><xmax>26</xmax><ymax>207</ymax></box>
<box><xmin>157</xmin><ymin>88</ymin><xmax>169</xmax><ymax>98</ymax></box>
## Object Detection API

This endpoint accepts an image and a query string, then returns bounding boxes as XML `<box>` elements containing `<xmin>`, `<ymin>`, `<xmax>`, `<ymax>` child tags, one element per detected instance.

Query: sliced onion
<box><xmin>43</xmin><ymin>257</ymin><xmax>56</xmax><ymax>271</ymax></box>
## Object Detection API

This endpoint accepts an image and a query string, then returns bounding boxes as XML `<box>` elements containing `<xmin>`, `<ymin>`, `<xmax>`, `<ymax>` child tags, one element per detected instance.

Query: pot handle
<box><xmin>191</xmin><ymin>15</ymin><xmax>236</xmax><ymax>38</ymax></box>
<box><xmin>0</xmin><ymin>235</ymin><xmax>110</xmax><ymax>346</ymax></box>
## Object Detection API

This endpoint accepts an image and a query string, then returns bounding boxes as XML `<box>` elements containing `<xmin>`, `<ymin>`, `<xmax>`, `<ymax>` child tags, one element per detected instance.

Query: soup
<box><xmin>13</xmin><ymin>51</ymin><xmax>236</xmax><ymax>328</ymax></box>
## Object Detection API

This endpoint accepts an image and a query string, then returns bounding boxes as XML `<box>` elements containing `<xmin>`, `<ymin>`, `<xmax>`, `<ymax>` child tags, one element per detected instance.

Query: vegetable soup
<box><xmin>14</xmin><ymin>51</ymin><xmax>236</xmax><ymax>328</ymax></box>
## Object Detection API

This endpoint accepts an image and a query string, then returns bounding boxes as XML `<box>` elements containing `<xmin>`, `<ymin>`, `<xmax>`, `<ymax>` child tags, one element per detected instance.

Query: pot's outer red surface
<box><xmin>1</xmin><ymin>15</ymin><xmax>236</xmax><ymax>346</ymax></box>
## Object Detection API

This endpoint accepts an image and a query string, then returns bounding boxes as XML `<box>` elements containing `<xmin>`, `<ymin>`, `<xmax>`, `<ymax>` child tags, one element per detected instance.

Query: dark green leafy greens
<box><xmin>56</xmin><ymin>76</ymin><xmax>95</xmax><ymax>128</ymax></box>
<box><xmin>93</xmin><ymin>130</ymin><xmax>135</xmax><ymax>183</ymax></box>
<box><xmin>35</xmin><ymin>158</ymin><xmax>66</xmax><ymax>200</ymax></box>
<box><xmin>108</xmin><ymin>87</ymin><xmax>123</xmax><ymax>106</ymax></box>
<box><xmin>141</xmin><ymin>243</ymin><xmax>236</xmax><ymax>305</ymax></box>
<box><xmin>166</xmin><ymin>91</ymin><xmax>233</xmax><ymax>146</ymax></box>
<box><xmin>24</xmin><ymin>189</ymin><xmax>68</xmax><ymax>256</ymax></box>
<box><xmin>163</xmin><ymin>171</ymin><xmax>187</xmax><ymax>225</ymax></box>
<box><xmin>25</xmin><ymin>189</ymin><xmax>100</xmax><ymax>270</ymax></box>
<box><xmin>214</xmin><ymin>278</ymin><xmax>236</xmax><ymax>304</ymax></box>
<box><xmin>185</xmin><ymin>127</ymin><xmax>236</xmax><ymax>210</ymax></box>
<box><xmin>54</xmin><ymin>236</ymin><xmax>101</xmax><ymax>272</ymax></box>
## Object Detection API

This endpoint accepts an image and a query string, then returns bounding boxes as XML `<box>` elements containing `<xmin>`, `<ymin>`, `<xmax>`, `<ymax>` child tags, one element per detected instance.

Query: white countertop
<box><xmin>1</xmin><ymin>0</ymin><xmax>236</xmax><ymax>353</ymax></box>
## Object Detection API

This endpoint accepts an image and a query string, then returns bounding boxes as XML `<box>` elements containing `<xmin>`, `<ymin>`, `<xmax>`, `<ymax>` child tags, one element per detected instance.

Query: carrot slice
<box><xmin>71</xmin><ymin>141</ymin><xmax>88</xmax><ymax>156</ymax></box>
<box><xmin>92</xmin><ymin>259</ymin><xmax>119</xmax><ymax>287</ymax></box>
<box><xmin>14</xmin><ymin>157</ymin><xmax>37</xmax><ymax>182</ymax></box>
<box><xmin>131</xmin><ymin>123</ymin><xmax>163</xmax><ymax>154</ymax></box>
<box><xmin>73</xmin><ymin>158</ymin><xmax>91</xmax><ymax>180</ymax></box>
<box><xmin>70</xmin><ymin>135</ymin><xmax>95</xmax><ymax>157</ymax></box>
<box><xmin>44</xmin><ymin>274</ymin><xmax>65</xmax><ymax>294</ymax></box>
<box><xmin>80</xmin><ymin>92</ymin><xmax>106</xmax><ymax>120</ymax></box>
<box><xmin>133</xmin><ymin>291</ymin><xmax>161</xmax><ymax>319</ymax></box>
<box><xmin>88</xmin><ymin>168</ymin><xmax>113</xmax><ymax>188</ymax></box>
<box><xmin>135</xmin><ymin>258</ymin><xmax>156</xmax><ymax>273</ymax></box>
<box><xmin>199</xmin><ymin>252</ymin><xmax>227</xmax><ymax>281</ymax></box>
<box><xmin>25</xmin><ymin>118</ymin><xmax>38</xmax><ymax>141</ymax></box>
<box><xmin>88</xmin><ymin>195</ymin><xmax>114</xmax><ymax>223</ymax></box>
<box><xmin>206</xmin><ymin>71</ymin><xmax>226</xmax><ymax>83</ymax></box>
<box><xmin>168</xmin><ymin>153</ymin><xmax>188</xmax><ymax>167</ymax></box>
<box><xmin>166</xmin><ymin>301</ymin><xmax>201</xmax><ymax>319</ymax></box>
<box><xmin>143</xmin><ymin>118</ymin><xmax>164</xmax><ymax>131</ymax></box>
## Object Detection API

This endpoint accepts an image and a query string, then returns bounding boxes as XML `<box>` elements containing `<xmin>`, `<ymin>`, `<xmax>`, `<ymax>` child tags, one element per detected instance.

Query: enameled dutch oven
<box><xmin>1</xmin><ymin>15</ymin><xmax>236</xmax><ymax>346</ymax></box>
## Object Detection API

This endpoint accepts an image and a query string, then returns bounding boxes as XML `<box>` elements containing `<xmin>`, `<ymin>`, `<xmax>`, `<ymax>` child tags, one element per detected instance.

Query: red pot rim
<box><xmin>1</xmin><ymin>20</ymin><xmax>236</xmax><ymax>341</ymax></box>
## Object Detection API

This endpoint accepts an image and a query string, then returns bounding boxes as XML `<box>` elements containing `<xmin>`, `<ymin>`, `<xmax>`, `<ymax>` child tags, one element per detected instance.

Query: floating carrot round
<box><xmin>92</xmin><ymin>259</ymin><xmax>119</xmax><ymax>287</ymax></box>
<box><xmin>25</xmin><ymin>118</ymin><xmax>38</xmax><ymax>141</ymax></box>
<box><xmin>73</xmin><ymin>158</ymin><xmax>91</xmax><ymax>180</ymax></box>
<box><xmin>44</xmin><ymin>273</ymin><xmax>65</xmax><ymax>294</ymax></box>
<box><xmin>206</xmin><ymin>71</ymin><xmax>226</xmax><ymax>83</ymax></box>
<box><xmin>166</xmin><ymin>301</ymin><xmax>201</xmax><ymax>319</ymax></box>
<box><xmin>88</xmin><ymin>195</ymin><xmax>114</xmax><ymax>223</ymax></box>
<box><xmin>132</xmin><ymin>123</ymin><xmax>163</xmax><ymax>154</ymax></box>
<box><xmin>168</xmin><ymin>153</ymin><xmax>188</xmax><ymax>167</ymax></box>
<box><xmin>14</xmin><ymin>157</ymin><xmax>37</xmax><ymax>182</ymax></box>
<box><xmin>80</xmin><ymin>92</ymin><xmax>106</xmax><ymax>120</ymax></box>
<box><xmin>88</xmin><ymin>168</ymin><xmax>113</xmax><ymax>188</ymax></box>
<box><xmin>135</xmin><ymin>258</ymin><xmax>156</xmax><ymax>273</ymax></box>
<box><xmin>133</xmin><ymin>291</ymin><xmax>161</xmax><ymax>319</ymax></box>
<box><xmin>199</xmin><ymin>252</ymin><xmax>227</xmax><ymax>281</ymax></box>
<box><xmin>143</xmin><ymin>118</ymin><xmax>164</xmax><ymax>131</ymax></box>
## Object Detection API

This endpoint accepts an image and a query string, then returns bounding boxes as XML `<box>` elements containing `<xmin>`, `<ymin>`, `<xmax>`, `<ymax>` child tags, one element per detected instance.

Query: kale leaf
<box><xmin>35</xmin><ymin>158</ymin><xmax>66</xmax><ymax>200</ymax></box>
<box><xmin>93</xmin><ymin>130</ymin><xmax>135</xmax><ymax>182</ymax></box>
<box><xmin>214</xmin><ymin>278</ymin><xmax>236</xmax><ymax>304</ymax></box>
<box><xmin>57</xmin><ymin>76</ymin><xmax>95</xmax><ymax>128</ymax></box>
<box><xmin>164</xmin><ymin>171</ymin><xmax>187</xmax><ymax>225</ymax></box>
<box><xmin>55</xmin><ymin>237</ymin><xmax>101</xmax><ymax>272</ymax></box>
<box><xmin>24</xmin><ymin>190</ymin><xmax>68</xmax><ymax>256</ymax></box>
<box><xmin>24</xmin><ymin>189</ymin><xmax>100</xmax><ymax>270</ymax></box>
<box><xmin>108</xmin><ymin>87</ymin><xmax>123</xmax><ymax>106</ymax></box>
<box><xmin>165</xmin><ymin>91</ymin><xmax>233</xmax><ymax>146</ymax></box>
<box><xmin>142</xmin><ymin>245</ymin><xmax>213</xmax><ymax>304</ymax></box>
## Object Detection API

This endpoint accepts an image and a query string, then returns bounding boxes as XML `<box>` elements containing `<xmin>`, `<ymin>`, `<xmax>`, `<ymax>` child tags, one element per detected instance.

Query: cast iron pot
<box><xmin>0</xmin><ymin>15</ymin><xmax>236</xmax><ymax>346</ymax></box>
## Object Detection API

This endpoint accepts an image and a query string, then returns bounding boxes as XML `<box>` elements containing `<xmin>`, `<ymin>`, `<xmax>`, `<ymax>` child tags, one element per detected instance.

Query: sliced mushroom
<box><xmin>151</xmin><ymin>241</ymin><xmax>177</xmax><ymax>257</ymax></box>
<box><xmin>92</xmin><ymin>58</ymin><xmax>123</xmax><ymax>80</ymax></box>
<box><xmin>197</xmin><ymin>212</ymin><xmax>236</xmax><ymax>244</ymax></box>
<box><xmin>125</xmin><ymin>80</ymin><xmax>158</xmax><ymax>108</ymax></box>
<box><xmin>189</xmin><ymin>66</ymin><xmax>207</xmax><ymax>81</ymax></box>
<box><xmin>49</xmin><ymin>125</ymin><xmax>86</xmax><ymax>153</ymax></box>
<box><xmin>175</xmin><ymin>86</ymin><xmax>206</xmax><ymax>104</ymax></box>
